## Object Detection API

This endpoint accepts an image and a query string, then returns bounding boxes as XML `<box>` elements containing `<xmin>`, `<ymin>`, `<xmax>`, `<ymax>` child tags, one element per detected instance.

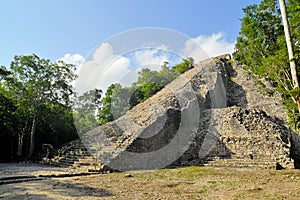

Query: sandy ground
<box><xmin>0</xmin><ymin>177</ymin><xmax>111</xmax><ymax>200</ymax></box>
<box><xmin>0</xmin><ymin>164</ymin><xmax>300</xmax><ymax>200</ymax></box>
<box><xmin>0</xmin><ymin>163</ymin><xmax>69</xmax><ymax>177</ymax></box>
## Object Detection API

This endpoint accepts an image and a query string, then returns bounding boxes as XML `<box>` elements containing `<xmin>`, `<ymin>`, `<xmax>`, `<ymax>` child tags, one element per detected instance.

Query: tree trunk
<box><xmin>17</xmin><ymin>134</ymin><xmax>23</xmax><ymax>156</ymax></box>
<box><xmin>28</xmin><ymin>110</ymin><xmax>37</xmax><ymax>158</ymax></box>
<box><xmin>279</xmin><ymin>0</ymin><xmax>300</xmax><ymax>111</ymax></box>
<box><xmin>11</xmin><ymin>140</ymin><xmax>14</xmax><ymax>161</ymax></box>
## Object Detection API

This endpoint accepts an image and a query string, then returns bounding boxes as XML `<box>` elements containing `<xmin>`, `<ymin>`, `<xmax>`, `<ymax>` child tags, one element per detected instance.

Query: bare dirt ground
<box><xmin>0</xmin><ymin>164</ymin><xmax>300</xmax><ymax>200</ymax></box>
<box><xmin>0</xmin><ymin>163</ymin><xmax>69</xmax><ymax>177</ymax></box>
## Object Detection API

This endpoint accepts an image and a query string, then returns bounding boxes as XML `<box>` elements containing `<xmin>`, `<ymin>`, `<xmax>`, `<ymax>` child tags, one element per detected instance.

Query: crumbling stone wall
<box><xmin>221</xmin><ymin>107</ymin><xmax>294</xmax><ymax>168</ymax></box>
<box><xmin>172</xmin><ymin>57</ymin><xmax>298</xmax><ymax>169</ymax></box>
<box><xmin>49</xmin><ymin>55</ymin><xmax>300</xmax><ymax>170</ymax></box>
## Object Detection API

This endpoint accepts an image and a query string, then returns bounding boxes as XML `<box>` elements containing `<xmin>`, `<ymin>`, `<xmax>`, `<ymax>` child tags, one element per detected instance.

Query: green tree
<box><xmin>233</xmin><ymin>0</ymin><xmax>300</xmax><ymax>128</ymax></box>
<box><xmin>0</xmin><ymin>89</ymin><xmax>17</xmax><ymax>160</ymax></box>
<box><xmin>37</xmin><ymin>103</ymin><xmax>77</xmax><ymax>148</ymax></box>
<box><xmin>7</xmin><ymin>54</ymin><xmax>76</xmax><ymax>158</ymax></box>
<box><xmin>287</xmin><ymin>0</ymin><xmax>300</xmax><ymax>62</ymax></box>
<box><xmin>172</xmin><ymin>57</ymin><xmax>194</xmax><ymax>74</ymax></box>
<box><xmin>0</xmin><ymin>66</ymin><xmax>11</xmax><ymax>81</ymax></box>
<box><xmin>110</xmin><ymin>84</ymin><xmax>134</xmax><ymax>119</ymax></box>
<box><xmin>135</xmin><ymin>68</ymin><xmax>162</xmax><ymax>86</ymax></box>
<box><xmin>0</xmin><ymin>67</ymin><xmax>15</xmax><ymax>136</ymax></box>
<box><xmin>98</xmin><ymin>84</ymin><xmax>116</xmax><ymax>125</ymax></box>
<box><xmin>279</xmin><ymin>0</ymin><xmax>299</xmax><ymax>89</ymax></box>
<box><xmin>233</xmin><ymin>0</ymin><xmax>283</xmax><ymax>72</ymax></box>
<box><xmin>129</xmin><ymin>83</ymin><xmax>163</xmax><ymax>108</ymax></box>
<box><xmin>74</xmin><ymin>89</ymin><xmax>102</xmax><ymax>134</ymax></box>
<box><xmin>158</xmin><ymin>61</ymin><xmax>179</xmax><ymax>85</ymax></box>
<box><xmin>1</xmin><ymin>66</ymin><xmax>29</xmax><ymax>159</ymax></box>
<box><xmin>75</xmin><ymin>89</ymin><xmax>102</xmax><ymax>115</ymax></box>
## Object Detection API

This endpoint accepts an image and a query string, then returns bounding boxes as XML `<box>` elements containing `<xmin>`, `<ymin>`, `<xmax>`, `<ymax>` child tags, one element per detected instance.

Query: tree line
<box><xmin>0</xmin><ymin>54</ymin><xmax>193</xmax><ymax>161</ymax></box>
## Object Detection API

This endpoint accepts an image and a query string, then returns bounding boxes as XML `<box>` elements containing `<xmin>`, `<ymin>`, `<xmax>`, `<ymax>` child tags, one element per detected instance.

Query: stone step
<box><xmin>208</xmin><ymin>158</ymin><xmax>276</xmax><ymax>164</ymax></box>
<box><xmin>205</xmin><ymin>162</ymin><xmax>276</xmax><ymax>169</ymax></box>
<box><xmin>204</xmin><ymin>158</ymin><xmax>277</xmax><ymax>169</ymax></box>
<box><xmin>52</xmin><ymin>151</ymin><xmax>90</xmax><ymax>159</ymax></box>
<box><xmin>44</xmin><ymin>138</ymin><xmax>118</xmax><ymax>171</ymax></box>
<box><xmin>73</xmin><ymin>162</ymin><xmax>95</xmax><ymax>167</ymax></box>
<box><xmin>42</xmin><ymin>137</ymin><xmax>103</xmax><ymax>171</ymax></box>
<box><xmin>77</xmin><ymin>158</ymin><xmax>96</xmax><ymax>162</ymax></box>
<box><xmin>0</xmin><ymin>176</ymin><xmax>43</xmax><ymax>185</ymax></box>
<box><xmin>50</xmin><ymin>158</ymin><xmax>78</xmax><ymax>166</ymax></box>
<box><xmin>63</xmin><ymin>155</ymin><xmax>87</xmax><ymax>159</ymax></box>
<box><xmin>60</xmin><ymin>149</ymin><xmax>89</xmax><ymax>156</ymax></box>
<box><xmin>52</xmin><ymin>157</ymin><xmax>78</xmax><ymax>163</ymax></box>
<box><xmin>71</xmin><ymin>156</ymin><xmax>102</xmax><ymax>172</ymax></box>
<box><xmin>50</xmin><ymin>161</ymin><xmax>73</xmax><ymax>167</ymax></box>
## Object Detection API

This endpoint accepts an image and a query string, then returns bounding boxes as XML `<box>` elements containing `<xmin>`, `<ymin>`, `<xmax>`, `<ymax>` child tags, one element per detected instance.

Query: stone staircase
<box><xmin>43</xmin><ymin>139</ymin><xmax>102</xmax><ymax>172</ymax></box>
<box><xmin>204</xmin><ymin>157</ymin><xmax>278</xmax><ymax>170</ymax></box>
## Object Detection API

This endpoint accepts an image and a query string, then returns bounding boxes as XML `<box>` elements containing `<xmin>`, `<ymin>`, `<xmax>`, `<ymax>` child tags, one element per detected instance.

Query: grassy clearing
<box><xmin>64</xmin><ymin>166</ymin><xmax>300</xmax><ymax>199</ymax></box>
<box><xmin>2</xmin><ymin>166</ymin><xmax>299</xmax><ymax>199</ymax></box>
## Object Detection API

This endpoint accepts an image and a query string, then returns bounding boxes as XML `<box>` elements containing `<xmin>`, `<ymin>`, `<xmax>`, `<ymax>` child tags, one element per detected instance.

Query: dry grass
<box><xmin>1</xmin><ymin>166</ymin><xmax>300</xmax><ymax>199</ymax></box>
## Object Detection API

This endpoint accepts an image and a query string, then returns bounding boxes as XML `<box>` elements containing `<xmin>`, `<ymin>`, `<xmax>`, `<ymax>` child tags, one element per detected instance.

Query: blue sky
<box><xmin>1</xmin><ymin>0</ymin><xmax>261</xmax><ymax>68</ymax></box>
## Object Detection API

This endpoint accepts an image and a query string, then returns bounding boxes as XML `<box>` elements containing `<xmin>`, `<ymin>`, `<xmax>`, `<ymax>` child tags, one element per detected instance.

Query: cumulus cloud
<box><xmin>74</xmin><ymin>32</ymin><xmax>235</xmax><ymax>94</ymax></box>
<box><xmin>183</xmin><ymin>32</ymin><xmax>235</xmax><ymax>62</ymax></box>
<box><xmin>75</xmin><ymin>43</ymin><xmax>130</xmax><ymax>94</ymax></box>
<box><xmin>98</xmin><ymin>54</ymin><xmax>131</xmax><ymax>90</ymax></box>
<box><xmin>58</xmin><ymin>53</ymin><xmax>85</xmax><ymax>67</ymax></box>
<box><xmin>133</xmin><ymin>49</ymin><xmax>169</xmax><ymax>71</ymax></box>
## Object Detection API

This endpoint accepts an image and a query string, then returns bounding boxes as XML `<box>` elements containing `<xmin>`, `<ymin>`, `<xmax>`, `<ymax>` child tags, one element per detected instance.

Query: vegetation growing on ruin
<box><xmin>233</xmin><ymin>0</ymin><xmax>300</xmax><ymax>128</ymax></box>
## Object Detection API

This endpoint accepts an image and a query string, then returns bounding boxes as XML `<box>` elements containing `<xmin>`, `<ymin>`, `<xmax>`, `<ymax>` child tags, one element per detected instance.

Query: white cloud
<box><xmin>58</xmin><ymin>53</ymin><xmax>85</xmax><ymax>67</ymax></box>
<box><xmin>75</xmin><ymin>43</ymin><xmax>130</xmax><ymax>94</ymax></box>
<box><xmin>129</xmin><ymin>48</ymin><xmax>184</xmax><ymax>83</ymax></box>
<box><xmin>74</xmin><ymin>32</ymin><xmax>235</xmax><ymax>95</ymax></box>
<box><xmin>98</xmin><ymin>55</ymin><xmax>131</xmax><ymax>90</ymax></box>
<box><xmin>183</xmin><ymin>32</ymin><xmax>235</xmax><ymax>62</ymax></box>
<box><xmin>134</xmin><ymin>49</ymin><xmax>169</xmax><ymax>70</ymax></box>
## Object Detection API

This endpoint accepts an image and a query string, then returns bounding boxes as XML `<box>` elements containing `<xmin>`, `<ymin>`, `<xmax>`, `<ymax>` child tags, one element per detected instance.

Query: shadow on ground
<box><xmin>0</xmin><ymin>178</ymin><xmax>113</xmax><ymax>200</ymax></box>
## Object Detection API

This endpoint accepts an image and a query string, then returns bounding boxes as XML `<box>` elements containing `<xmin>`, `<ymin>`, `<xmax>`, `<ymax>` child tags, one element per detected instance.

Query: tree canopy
<box><xmin>0</xmin><ymin>55</ymin><xmax>78</xmax><ymax>160</ymax></box>
<box><xmin>233</xmin><ymin>0</ymin><xmax>300</xmax><ymax>128</ymax></box>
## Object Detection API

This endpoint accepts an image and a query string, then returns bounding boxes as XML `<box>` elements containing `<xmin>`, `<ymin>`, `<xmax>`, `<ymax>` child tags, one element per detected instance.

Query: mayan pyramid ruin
<box><xmin>45</xmin><ymin>55</ymin><xmax>300</xmax><ymax>171</ymax></box>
